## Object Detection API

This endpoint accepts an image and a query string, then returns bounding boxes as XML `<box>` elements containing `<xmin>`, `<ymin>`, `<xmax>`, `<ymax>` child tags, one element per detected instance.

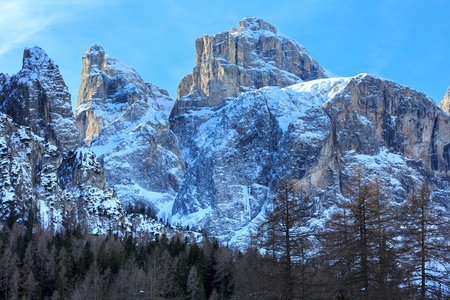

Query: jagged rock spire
<box><xmin>439</xmin><ymin>86</ymin><xmax>450</xmax><ymax>114</ymax></box>
<box><xmin>75</xmin><ymin>45</ymin><xmax>184</xmax><ymax>214</ymax></box>
<box><xmin>0</xmin><ymin>46</ymin><xmax>79</xmax><ymax>156</ymax></box>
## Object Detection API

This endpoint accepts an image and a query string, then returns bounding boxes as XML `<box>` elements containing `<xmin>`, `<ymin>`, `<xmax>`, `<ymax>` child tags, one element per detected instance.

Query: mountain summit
<box><xmin>168</xmin><ymin>18</ymin><xmax>450</xmax><ymax>244</ymax></box>
<box><xmin>171</xmin><ymin>17</ymin><xmax>331</xmax><ymax>165</ymax></box>
<box><xmin>0</xmin><ymin>46</ymin><xmax>79</xmax><ymax>156</ymax></box>
<box><xmin>439</xmin><ymin>86</ymin><xmax>450</xmax><ymax>114</ymax></box>
<box><xmin>174</xmin><ymin>17</ymin><xmax>330</xmax><ymax>111</ymax></box>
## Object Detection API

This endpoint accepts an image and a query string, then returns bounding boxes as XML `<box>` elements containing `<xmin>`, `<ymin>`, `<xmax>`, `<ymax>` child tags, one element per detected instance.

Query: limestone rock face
<box><xmin>58</xmin><ymin>148</ymin><xmax>126</xmax><ymax>228</ymax></box>
<box><xmin>439</xmin><ymin>86</ymin><xmax>450</xmax><ymax>114</ymax></box>
<box><xmin>171</xmin><ymin>74</ymin><xmax>450</xmax><ymax>244</ymax></box>
<box><xmin>170</xmin><ymin>17</ymin><xmax>331</xmax><ymax>164</ymax></box>
<box><xmin>0</xmin><ymin>113</ymin><xmax>126</xmax><ymax>231</ymax></box>
<box><xmin>75</xmin><ymin>45</ymin><xmax>184</xmax><ymax>214</ymax></box>
<box><xmin>0</xmin><ymin>46</ymin><xmax>79</xmax><ymax>156</ymax></box>
<box><xmin>176</xmin><ymin>17</ymin><xmax>329</xmax><ymax>105</ymax></box>
<box><xmin>0</xmin><ymin>47</ymin><xmax>128</xmax><ymax>233</ymax></box>
<box><xmin>324</xmin><ymin>75</ymin><xmax>450</xmax><ymax>174</ymax></box>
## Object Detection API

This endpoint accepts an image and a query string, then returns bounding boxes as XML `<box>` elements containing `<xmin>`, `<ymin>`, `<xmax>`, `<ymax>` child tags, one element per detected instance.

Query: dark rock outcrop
<box><xmin>0</xmin><ymin>46</ymin><xmax>79</xmax><ymax>157</ymax></box>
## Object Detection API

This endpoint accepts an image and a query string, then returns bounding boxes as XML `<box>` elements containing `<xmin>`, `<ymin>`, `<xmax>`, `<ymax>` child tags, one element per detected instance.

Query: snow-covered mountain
<box><xmin>1</xmin><ymin>18</ymin><xmax>450</xmax><ymax>247</ymax></box>
<box><xmin>169</xmin><ymin>18</ymin><xmax>450</xmax><ymax>244</ymax></box>
<box><xmin>0</xmin><ymin>47</ymin><xmax>126</xmax><ymax>231</ymax></box>
<box><xmin>75</xmin><ymin>45</ymin><xmax>185</xmax><ymax>218</ymax></box>
<box><xmin>0</xmin><ymin>47</ymin><xmax>189</xmax><ymax>239</ymax></box>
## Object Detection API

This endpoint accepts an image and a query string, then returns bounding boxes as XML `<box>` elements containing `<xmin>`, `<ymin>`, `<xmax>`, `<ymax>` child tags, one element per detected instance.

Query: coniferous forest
<box><xmin>1</xmin><ymin>167</ymin><xmax>449</xmax><ymax>300</ymax></box>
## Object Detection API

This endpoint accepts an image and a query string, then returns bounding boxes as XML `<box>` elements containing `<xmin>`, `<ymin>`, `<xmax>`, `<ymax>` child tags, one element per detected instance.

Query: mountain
<box><xmin>0</xmin><ymin>47</ymin><xmax>128</xmax><ymax>232</ymax></box>
<box><xmin>1</xmin><ymin>18</ymin><xmax>450</xmax><ymax>248</ymax></box>
<box><xmin>75</xmin><ymin>45</ymin><xmax>185</xmax><ymax>217</ymax></box>
<box><xmin>170</xmin><ymin>18</ymin><xmax>450</xmax><ymax>244</ymax></box>
<box><xmin>0</xmin><ymin>46</ymin><xmax>79</xmax><ymax>156</ymax></box>
<box><xmin>171</xmin><ymin>17</ymin><xmax>331</xmax><ymax>164</ymax></box>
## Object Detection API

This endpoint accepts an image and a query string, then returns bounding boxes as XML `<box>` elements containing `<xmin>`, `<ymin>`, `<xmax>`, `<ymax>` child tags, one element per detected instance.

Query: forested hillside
<box><xmin>1</xmin><ymin>168</ymin><xmax>448</xmax><ymax>299</ymax></box>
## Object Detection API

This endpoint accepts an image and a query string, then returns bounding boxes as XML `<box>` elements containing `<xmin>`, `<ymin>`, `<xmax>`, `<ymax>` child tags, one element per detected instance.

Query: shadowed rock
<box><xmin>0</xmin><ymin>46</ymin><xmax>79</xmax><ymax>157</ymax></box>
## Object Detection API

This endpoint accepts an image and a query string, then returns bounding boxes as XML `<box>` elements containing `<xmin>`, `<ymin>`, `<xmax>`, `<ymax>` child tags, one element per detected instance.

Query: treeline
<box><xmin>1</xmin><ymin>166</ymin><xmax>449</xmax><ymax>299</ymax></box>
<box><xmin>252</xmin><ymin>166</ymin><xmax>450</xmax><ymax>299</ymax></box>
<box><xmin>0</xmin><ymin>221</ymin><xmax>235</xmax><ymax>299</ymax></box>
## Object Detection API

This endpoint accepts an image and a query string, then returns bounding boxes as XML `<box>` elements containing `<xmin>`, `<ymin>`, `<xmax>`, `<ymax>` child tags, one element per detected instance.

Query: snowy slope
<box><xmin>172</xmin><ymin>74</ymin><xmax>450</xmax><ymax>244</ymax></box>
<box><xmin>0</xmin><ymin>47</ymin><xmax>178</xmax><ymax>237</ymax></box>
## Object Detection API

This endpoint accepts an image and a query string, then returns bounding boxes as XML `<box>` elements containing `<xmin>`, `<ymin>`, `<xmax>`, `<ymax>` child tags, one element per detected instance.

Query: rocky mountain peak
<box><xmin>0</xmin><ymin>46</ymin><xmax>79</xmax><ymax>157</ymax></box>
<box><xmin>237</xmin><ymin>17</ymin><xmax>277</xmax><ymax>33</ymax></box>
<box><xmin>170</xmin><ymin>17</ymin><xmax>332</xmax><ymax>164</ymax></box>
<box><xmin>75</xmin><ymin>45</ymin><xmax>183</xmax><ymax>216</ymax></box>
<box><xmin>173</xmin><ymin>17</ymin><xmax>330</xmax><ymax>118</ymax></box>
<box><xmin>439</xmin><ymin>85</ymin><xmax>450</xmax><ymax>114</ymax></box>
<box><xmin>76</xmin><ymin>45</ymin><xmax>174</xmax><ymax>144</ymax></box>
<box><xmin>86</xmin><ymin>44</ymin><xmax>105</xmax><ymax>55</ymax></box>
<box><xmin>81</xmin><ymin>44</ymin><xmax>108</xmax><ymax>77</ymax></box>
<box><xmin>22</xmin><ymin>46</ymin><xmax>55</xmax><ymax>72</ymax></box>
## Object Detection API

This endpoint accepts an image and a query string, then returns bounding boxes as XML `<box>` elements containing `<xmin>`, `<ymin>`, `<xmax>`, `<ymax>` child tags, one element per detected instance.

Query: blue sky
<box><xmin>1</xmin><ymin>0</ymin><xmax>449</xmax><ymax>109</ymax></box>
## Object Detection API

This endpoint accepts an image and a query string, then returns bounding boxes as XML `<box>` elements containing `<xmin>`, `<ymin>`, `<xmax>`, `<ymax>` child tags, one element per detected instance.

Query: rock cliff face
<box><xmin>326</xmin><ymin>75</ymin><xmax>450</xmax><ymax>175</ymax></box>
<box><xmin>0</xmin><ymin>112</ymin><xmax>126</xmax><ymax>231</ymax></box>
<box><xmin>0</xmin><ymin>48</ymin><xmax>127</xmax><ymax>232</ymax></box>
<box><xmin>176</xmin><ymin>17</ymin><xmax>329</xmax><ymax>106</ymax></box>
<box><xmin>439</xmin><ymin>86</ymin><xmax>450</xmax><ymax>114</ymax></box>
<box><xmin>170</xmin><ymin>18</ymin><xmax>450</xmax><ymax>244</ymax></box>
<box><xmin>0</xmin><ymin>47</ymin><xmax>79</xmax><ymax>157</ymax></box>
<box><xmin>75</xmin><ymin>45</ymin><xmax>184</xmax><ymax>215</ymax></box>
<box><xmin>2</xmin><ymin>19</ymin><xmax>450</xmax><ymax>247</ymax></box>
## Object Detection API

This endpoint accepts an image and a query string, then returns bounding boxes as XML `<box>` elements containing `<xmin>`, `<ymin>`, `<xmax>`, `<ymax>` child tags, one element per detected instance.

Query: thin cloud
<box><xmin>0</xmin><ymin>0</ymin><xmax>101</xmax><ymax>57</ymax></box>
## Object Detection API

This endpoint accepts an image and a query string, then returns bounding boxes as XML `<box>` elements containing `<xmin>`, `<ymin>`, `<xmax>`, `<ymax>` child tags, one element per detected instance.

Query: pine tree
<box><xmin>214</xmin><ymin>246</ymin><xmax>233</xmax><ymax>297</ymax></box>
<box><xmin>401</xmin><ymin>181</ymin><xmax>450</xmax><ymax>299</ymax></box>
<box><xmin>257</xmin><ymin>178</ymin><xmax>313</xmax><ymax>299</ymax></box>
<box><xmin>319</xmin><ymin>167</ymin><xmax>403</xmax><ymax>299</ymax></box>
<box><xmin>187</xmin><ymin>266</ymin><xmax>206</xmax><ymax>300</ymax></box>
<box><xmin>23</xmin><ymin>271</ymin><xmax>38</xmax><ymax>299</ymax></box>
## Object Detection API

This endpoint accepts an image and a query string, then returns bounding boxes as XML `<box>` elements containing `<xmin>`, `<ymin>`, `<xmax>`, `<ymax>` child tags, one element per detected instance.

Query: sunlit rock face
<box><xmin>176</xmin><ymin>17</ymin><xmax>329</xmax><ymax>107</ymax></box>
<box><xmin>169</xmin><ymin>17</ymin><xmax>450</xmax><ymax>245</ymax></box>
<box><xmin>171</xmin><ymin>17</ymin><xmax>331</xmax><ymax>164</ymax></box>
<box><xmin>0</xmin><ymin>46</ymin><xmax>79</xmax><ymax>157</ymax></box>
<box><xmin>75</xmin><ymin>45</ymin><xmax>185</xmax><ymax>214</ymax></box>
<box><xmin>439</xmin><ymin>86</ymin><xmax>450</xmax><ymax>114</ymax></box>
